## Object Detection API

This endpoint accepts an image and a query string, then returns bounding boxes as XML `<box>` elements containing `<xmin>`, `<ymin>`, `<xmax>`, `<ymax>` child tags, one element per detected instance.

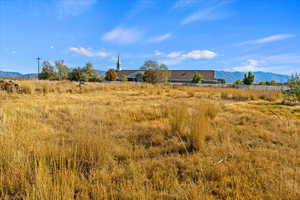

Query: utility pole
<box><xmin>36</xmin><ymin>57</ymin><xmax>41</xmax><ymax>80</ymax></box>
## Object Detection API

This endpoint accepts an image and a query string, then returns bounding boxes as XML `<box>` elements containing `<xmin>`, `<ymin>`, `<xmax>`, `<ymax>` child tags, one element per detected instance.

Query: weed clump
<box><xmin>0</xmin><ymin>80</ymin><xmax>22</xmax><ymax>93</ymax></box>
<box><xmin>169</xmin><ymin>103</ymin><xmax>218</xmax><ymax>152</ymax></box>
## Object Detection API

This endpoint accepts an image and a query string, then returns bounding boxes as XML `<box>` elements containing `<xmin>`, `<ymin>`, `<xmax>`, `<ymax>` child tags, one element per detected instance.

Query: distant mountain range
<box><xmin>0</xmin><ymin>70</ymin><xmax>290</xmax><ymax>83</ymax></box>
<box><xmin>215</xmin><ymin>71</ymin><xmax>290</xmax><ymax>83</ymax></box>
<box><xmin>0</xmin><ymin>71</ymin><xmax>37</xmax><ymax>78</ymax></box>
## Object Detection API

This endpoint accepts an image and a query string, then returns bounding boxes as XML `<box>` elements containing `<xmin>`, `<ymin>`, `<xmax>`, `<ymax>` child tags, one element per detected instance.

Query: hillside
<box><xmin>0</xmin><ymin>71</ymin><xmax>37</xmax><ymax>78</ymax></box>
<box><xmin>0</xmin><ymin>71</ymin><xmax>25</xmax><ymax>78</ymax></box>
<box><xmin>216</xmin><ymin>71</ymin><xmax>290</xmax><ymax>83</ymax></box>
<box><xmin>0</xmin><ymin>81</ymin><xmax>299</xmax><ymax>199</ymax></box>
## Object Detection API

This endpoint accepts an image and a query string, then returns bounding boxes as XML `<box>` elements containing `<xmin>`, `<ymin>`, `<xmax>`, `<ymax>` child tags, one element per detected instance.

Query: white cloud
<box><xmin>181</xmin><ymin>0</ymin><xmax>234</xmax><ymax>24</ymax></box>
<box><xmin>69</xmin><ymin>47</ymin><xmax>110</xmax><ymax>57</ymax></box>
<box><xmin>155</xmin><ymin>50</ymin><xmax>217</xmax><ymax>66</ymax></box>
<box><xmin>159</xmin><ymin>58</ymin><xmax>184</xmax><ymax>66</ymax></box>
<box><xmin>167</xmin><ymin>52</ymin><xmax>182</xmax><ymax>58</ymax></box>
<box><xmin>148</xmin><ymin>33</ymin><xmax>172</xmax><ymax>43</ymax></box>
<box><xmin>155</xmin><ymin>51</ymin><xmax>182</xmax><ymax>58</ymax></box>
<box><xmin>57</xmin><ymin>0</ymin><xmax>96</xmax><ymax>17</ymax></box>
<box><xmin>155</xmin><ymin>50</ymin><xmax>217</xmax><ymax>60</ymax></box>
<box><xmin>239</xmin><ymin>34</ymin><xmax>296</xmax><ymax>45</ymax></box>
<box><xmin>233</xmin><ymin>59</ymin><xmax>266</xmax><ymax>72</ymax></box>
<box><xmin>102</xmin><ymin>27</ymin><xmax>142</xmax><ymax>44</ymax></box>
<box><xmin>182</xmin><ymin>50</ymin><xmax>217</xmax><ymax>59</ymax></box>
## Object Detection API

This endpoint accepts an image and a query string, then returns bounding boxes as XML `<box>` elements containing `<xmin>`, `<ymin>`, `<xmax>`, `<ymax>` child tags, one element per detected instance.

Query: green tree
<box><xmin>39</xmin><ymin>61</ymin><xmax>57</xmax><ymax>80</ymax></box>
<box><xmin>105</xmin><ymin>69</ymin><xmax>118</xmax><ymax>81</ymax></box>
<box><xmin>234</xmin><ymin>80</ymin><xmax>243</xmax><ymax>85</ymax></box>
<box><xmin>89</xmin><ymin>74</ymin><xmax>104</xmax><ymax>82</ymax></box>
<box><xmin>243</xmin><ymin>72</ymin><xmax>255</xmax><ymax>85</ymax></box>
<box><xmin>55</xmin><ymin>60</ymin><xmax>69</xmax><ymax>80</ymax></box>
<box><xmin>140</xmin><ymin>60</ymin><xmax>170</xmax><ymax>84</ymax></box>
<box><xmin>283</xmin><ymin>74</ymin><xmax>300</xmax><ymax>104</ymax></box>
<box><xmin>270</xmin><ymin>80</ymin><xmax>277</xmax><ymax>86</ymax></box>
<box><xmin>82</xmin><ymin>62</ymin><xmax>103</xmax><ymax>82</ymax></box>
<box><xmin>140</xmin><ymin>60</ymin><xmax>160</xmax><ymax>70</ymax></box>
<box><xmin>67</xmin><ymin>63</ymin><xmax>103</xmax><ymax>82</ymax></box>
<box><xmin>259</xmin><ymin>81</ymin><xmax>266</xmax><ymax>85</ymax></box>
<box><xmin>82</xmin><ymin>62</ymin><xmax>95</xmax><ymax>80</ymax></box>
<box><xmin>68</xmin><ymin>67</ymin><xmax>88</xmax><ymax>82</ymax></box>
<box><xmin>192</xmin><ymin>73</ymin><xmax>203</xmax><ymax>83</ymax></box>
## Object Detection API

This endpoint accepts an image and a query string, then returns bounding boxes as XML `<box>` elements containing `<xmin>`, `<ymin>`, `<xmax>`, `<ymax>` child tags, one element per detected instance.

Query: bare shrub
<box><xmin>0</xmin><ymin>80</ymin><xmax>22</xmax><ymax>93</ymax></box>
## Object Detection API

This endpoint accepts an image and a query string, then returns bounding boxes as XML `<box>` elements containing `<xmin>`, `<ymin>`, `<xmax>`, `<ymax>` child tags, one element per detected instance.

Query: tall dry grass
<box><xmin>0</xmin><ymin>80</ymin><xmax>298</xmax><ymax>199</ymax></box>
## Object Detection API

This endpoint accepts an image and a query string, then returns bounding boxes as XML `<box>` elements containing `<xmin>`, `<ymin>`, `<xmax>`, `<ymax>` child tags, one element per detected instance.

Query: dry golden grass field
<box><xmin>0</xmin><ymin>80</ymin><xmax>299</xmax><ymax>200</ymax></box>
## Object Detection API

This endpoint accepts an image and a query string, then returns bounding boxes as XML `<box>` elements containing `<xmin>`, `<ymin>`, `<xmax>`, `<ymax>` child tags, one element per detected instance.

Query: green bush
<box><xmin>283</xmin><ymin>74</ymin><xmax>300</xmax><ymax>104</ymax></box>
<box><xmin>260</xmin><ymin>80</ymin><xmax>278</xmax><ymax>86</ymax></box>
<box><xmin>234</xmin><ymin>80</ymin><xmax>243</xmax><ymax>85</ymax></box>
<box><xmin>192</xmin><ymin>73</ymin><xmax>203</xmax><ymax>84</ymax></box>
<box><xmin>68</xmin><ymin>68</ymin><xmax>88</xmax><ymax>82</ymax></box>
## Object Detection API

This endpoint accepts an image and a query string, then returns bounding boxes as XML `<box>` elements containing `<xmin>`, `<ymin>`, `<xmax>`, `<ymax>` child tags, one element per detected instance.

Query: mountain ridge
<box><xmin>215</xmin><ymin>71</ymin><xmax>290</xmax><ymax>83</ymax></box>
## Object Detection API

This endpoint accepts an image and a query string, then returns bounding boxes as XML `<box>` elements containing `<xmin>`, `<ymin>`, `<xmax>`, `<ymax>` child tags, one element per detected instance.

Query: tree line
<box><xmin>103</xmin><ymin>60</ymin><xmax>171</xmax><ymax>83</ymax></box>
<box><xmin>39</xmin><ymin>60</ymin><xmax>171</xmax><ymax>83</ymax></box>
<box><xmin>39</xmin><ymin>61</ymin><xmax>104</xmax><ymax>82</ymax></box>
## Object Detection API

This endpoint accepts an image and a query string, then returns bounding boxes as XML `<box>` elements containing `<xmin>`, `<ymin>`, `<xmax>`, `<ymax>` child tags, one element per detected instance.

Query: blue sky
<box><xmin>0</xmin><ymin>0</ymin><xmax>299</xmax><ymax>75</ymax></box>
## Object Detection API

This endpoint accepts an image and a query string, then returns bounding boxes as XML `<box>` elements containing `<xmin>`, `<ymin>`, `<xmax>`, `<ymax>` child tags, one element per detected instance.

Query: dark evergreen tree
<box><xmin>243</xmin><ymin>72</ymin><xmax>255</xmax><ymax>85</ymax></box>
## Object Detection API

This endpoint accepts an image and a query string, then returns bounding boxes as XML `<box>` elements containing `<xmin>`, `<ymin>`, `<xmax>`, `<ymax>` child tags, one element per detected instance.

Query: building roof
<box><xmin>120</xmin><ymin>70</ymin><xmax>215</xmax><ymax>81</ymax></box>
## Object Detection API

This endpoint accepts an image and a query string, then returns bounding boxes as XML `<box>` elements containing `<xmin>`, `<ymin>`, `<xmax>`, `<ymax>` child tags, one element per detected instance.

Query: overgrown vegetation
<box><xmin>191</xmin><ymin>73</ymin><xmax>203</xmax><ymax>83</ymax></box>
<box><xmin>283</xmin><ymin>73</ymin><xmax>300</xmax><ymax>104</ymax></box>
<box><xmin>141</xmin><ymin>60</ymin><xmax>170</xmax><ymax>84</ymax></box>
<box><xmin>243</xmin><ymin>71</ymin><xmax>255</xmax><ymax>85</ymax></box>
<box><xmin>0</xmin><ymin>81</ymin><xmax>298</xmax><ymax>199</ymax></box>
<box><xmin>259</xmin><ymin>80</ymin><xmax>279</xmax><ymax>86</ymax></box>
<box><xmin>40</xmin><ymin>61</ymin><xmax>103</xmax><ymax>82</ymax></box>
<box><xmin>234</xmin><ymin>79</ymin><xmax>243</xmax><ymax>85</ymax></box>
<box><xmin>105</xmin><ymin>69</ymin><xmax>118</xmax><ymax>81</ymax></box>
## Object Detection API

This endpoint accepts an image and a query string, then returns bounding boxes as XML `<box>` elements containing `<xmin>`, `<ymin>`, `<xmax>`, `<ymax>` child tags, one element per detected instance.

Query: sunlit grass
<box><xmin>0</xmin><ymin>80</ymin><xmax>299</xmax><ymax>199</ymax></box>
